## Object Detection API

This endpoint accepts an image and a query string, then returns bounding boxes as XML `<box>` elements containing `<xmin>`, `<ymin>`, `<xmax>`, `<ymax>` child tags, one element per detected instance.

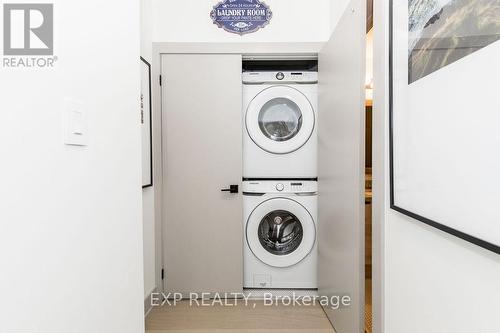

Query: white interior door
<box><xmin>161</xmin><ymin>54</ymin><xmax>243</xmax><ymax>295</ymax></box>
<box><xmin>318</xmin><ymin>0</ymin><xmax>366</xmax><ymax>332</ymax></box>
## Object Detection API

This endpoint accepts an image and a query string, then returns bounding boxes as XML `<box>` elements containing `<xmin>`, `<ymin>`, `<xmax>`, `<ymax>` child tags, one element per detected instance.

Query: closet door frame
<box><xmin>150</xmin><ymin>43</ymin><xmax>325</xmax><ymax>299</ymax></box>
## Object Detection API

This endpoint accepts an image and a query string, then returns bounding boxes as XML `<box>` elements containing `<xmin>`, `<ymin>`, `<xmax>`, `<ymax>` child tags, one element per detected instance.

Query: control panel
<box><xmin>243</xmin><ymin>180</ymin><xmax>318</xmax><ymax>194</ymax></box>
<box><xmin>242</xmin><ymin>71</ymin><xmax>318</xmax><ymax>84</ymax></box>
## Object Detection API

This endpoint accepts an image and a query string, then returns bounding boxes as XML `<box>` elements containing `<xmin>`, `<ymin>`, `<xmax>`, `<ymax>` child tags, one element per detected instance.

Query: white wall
<box><xmin>373</xmin><ymin>1</ymin><xmax>500</xmax><ymax>332</ymax></box>
<box><xmin>0</xmin><ymin>1</ymin><xmax>145</xmax><ymax>332</ymax></box>
<box><xmin>385</xmin><ymin>214</ymin><xmax>500</xmax><ymax>332</ymax></box>
<box><xmin>141</xmin><ymin>0</ymin><xmax>157</xmax><ymax>300</ymax></box>
<box><xmin>152</xmin><ymin>0</ymin><xmax>330</xmax><ymax>43</ymax></box>
<box><xmin>330</xmin><ymin>0</ymin><xmax>352</xmax><ymax>32</ymax></box>
<box><xmin>142</xmin><ymin>0</ymin><xmax>154</xmax><ymax>60</ymax></box>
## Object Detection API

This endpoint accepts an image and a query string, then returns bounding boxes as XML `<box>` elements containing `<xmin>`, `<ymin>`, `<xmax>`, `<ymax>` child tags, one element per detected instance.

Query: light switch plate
<box><xmin>62</xmin><ymin>98</ymin><xmax>87</xmax><ymax>146</ymax></box>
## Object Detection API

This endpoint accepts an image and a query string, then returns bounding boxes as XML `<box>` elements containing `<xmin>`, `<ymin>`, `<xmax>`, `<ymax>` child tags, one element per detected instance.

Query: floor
<box><xmin>365</xmin><ymin>279</ymin><xmax>372</xmax><ymax>333</ymax></box>
<box><xmin>365</xmin><ymin>168</ymin><xmax>373</xmax><ymax>333</ymax></box>
<box><xmin>146</xmin><ymin>300</ymin><xmax>335</xmax><ymax>333</ymax></box>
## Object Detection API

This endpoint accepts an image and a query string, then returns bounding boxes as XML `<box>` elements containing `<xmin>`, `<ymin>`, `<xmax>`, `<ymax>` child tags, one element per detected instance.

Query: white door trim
<box><xmin>150</xmin><ymin>44</ymin><xmax>323</xmax><ymax>297</ymax></box>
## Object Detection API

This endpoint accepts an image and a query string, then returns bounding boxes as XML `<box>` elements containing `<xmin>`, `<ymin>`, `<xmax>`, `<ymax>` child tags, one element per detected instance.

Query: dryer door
<box><xmin>246</xmin><ymin>86</ymin><xmax>315</xmax><ymax>154</ymax></box>
<box><xmin>246</xmin><ymin>198</ymin><xmax>316</xmax><ymax>268</ymax></box>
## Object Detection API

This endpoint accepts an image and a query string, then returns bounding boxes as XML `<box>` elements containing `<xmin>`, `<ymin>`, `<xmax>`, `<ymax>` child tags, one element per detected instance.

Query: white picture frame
<box><xmin>389</xmin><ymin>0</ymin><xmax>500</xmax><ymax>254</ymax></box>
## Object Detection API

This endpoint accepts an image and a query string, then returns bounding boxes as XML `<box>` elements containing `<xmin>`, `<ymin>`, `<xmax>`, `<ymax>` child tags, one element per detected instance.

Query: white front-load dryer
<box><xmin>243</xmin><ymin>71</ymin><xmax>318</xmax><ymax>179</ymax></box>
<box><xmin>243</xmin><ymin>180</ymin><xmax>318</xmax><ymax>289</ymax></box>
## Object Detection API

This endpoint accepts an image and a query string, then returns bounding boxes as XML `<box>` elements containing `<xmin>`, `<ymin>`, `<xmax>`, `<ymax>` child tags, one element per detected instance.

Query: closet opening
<box><xmin>145</xmin><ymin>1</ymin><xmax>370</xmax><ymax>331</ymax></box>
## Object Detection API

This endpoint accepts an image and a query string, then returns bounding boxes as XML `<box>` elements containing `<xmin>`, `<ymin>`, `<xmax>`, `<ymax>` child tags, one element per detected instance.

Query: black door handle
<box><xmin>221</xmin><ymin>185</ymin><xmax>239</xmax><ymax>194</ymax></box>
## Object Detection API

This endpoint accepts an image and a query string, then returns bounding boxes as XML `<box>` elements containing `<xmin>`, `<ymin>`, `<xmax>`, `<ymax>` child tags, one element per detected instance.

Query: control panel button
<box><xmin>276</xmin><ymin>72</ymin><xmax>285</xmax><ymax>80</ymax></box>
<box><xmin>276</xmin><ymin>183</ymin><xmax>285</xmax><ymax>191</ymax></box>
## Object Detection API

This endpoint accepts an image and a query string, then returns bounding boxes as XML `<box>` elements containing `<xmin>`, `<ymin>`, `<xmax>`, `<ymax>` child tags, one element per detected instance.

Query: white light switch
<box><xmin>62</xmin><ymin>99</ymin><xmax>87</xmax><ymax>146</ymax></box>
<box><xmin>70</xmin><ymin>110</ymin><xmax>83</xmax><ymax>135</ymax></box>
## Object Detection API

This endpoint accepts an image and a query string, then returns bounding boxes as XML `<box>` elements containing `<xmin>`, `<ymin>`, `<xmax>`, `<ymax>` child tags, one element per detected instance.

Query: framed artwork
<box><xmin>141</xmin><ymin>57</ymin><xmax>153</xmax><ymax>188</ymax></box>
<box><xmin>389</xmin><ymin>0</ymin><xmax>500</xmax><ymax>254</ymax></box>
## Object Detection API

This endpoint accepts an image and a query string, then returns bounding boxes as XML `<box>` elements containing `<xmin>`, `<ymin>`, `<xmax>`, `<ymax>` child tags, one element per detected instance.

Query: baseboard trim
<box><xmin>144</xmin><ymin>287</ymin><xmax>159</xmax><ymax>317</ymax></box>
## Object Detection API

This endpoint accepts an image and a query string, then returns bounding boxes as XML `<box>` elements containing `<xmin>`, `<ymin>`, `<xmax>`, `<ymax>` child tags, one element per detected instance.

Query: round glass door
<box><xmin>258</xmin><ymin>210</ymin><xmax>303</xmax><ymax>255</ymax></box>
<box><xmin>246</xmin><ymin>198</ymin><xmax>316</xmax><ymax>268</ymax></box>
<box><xmin>246</xmin><ymin>86</ymin><xmax>315</xmax><ymax>154</ymax></box>
<box><xmin>258</xmin><ymin>98</ymin><xmax>303</xmax><ymax>142</ymax></box>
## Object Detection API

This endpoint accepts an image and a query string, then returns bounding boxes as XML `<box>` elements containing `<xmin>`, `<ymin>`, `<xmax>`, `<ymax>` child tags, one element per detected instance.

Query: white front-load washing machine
<box><xmin>243</xmin><ymin>71</ymin><xmax>318</xmax><ymax>179</ymax></box>
<box><xmin>243</xmin><ymin>180</ymin><xmax>317</xmax><ymax>289</ymax></box>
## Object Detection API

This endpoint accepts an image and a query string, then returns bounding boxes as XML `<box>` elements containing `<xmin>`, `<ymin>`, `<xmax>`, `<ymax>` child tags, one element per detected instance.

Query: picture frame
<box><xmin>141</xmin><ymin>56</ymin><xmax>153</xmax><ymax>188</ymax></box>
<box><xmin>389</xmin><ymin>0</ymin><xmax>500</xmax><ymax>254</ymax></box>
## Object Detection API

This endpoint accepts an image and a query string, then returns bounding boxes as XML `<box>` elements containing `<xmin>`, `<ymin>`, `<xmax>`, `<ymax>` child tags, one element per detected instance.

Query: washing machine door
<box><xmin>246</xmin><ymin>86</ymin><xmax>315</xmax><ymax>154</ymax></box>
<box><xmin>246</xmin><ymin>198</ymin><xmax>316</xmax><ymax>268</ymax></box>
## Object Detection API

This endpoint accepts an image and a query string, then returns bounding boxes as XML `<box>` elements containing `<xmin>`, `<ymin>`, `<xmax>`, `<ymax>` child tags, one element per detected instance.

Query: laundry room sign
<box><xmin>210</xmin><ymin>0</ymin><xmax>272</xmax><ymax>35</ymax></box>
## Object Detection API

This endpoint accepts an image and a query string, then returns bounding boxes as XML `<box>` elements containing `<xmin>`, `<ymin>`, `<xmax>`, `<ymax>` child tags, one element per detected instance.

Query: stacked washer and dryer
<box><xmin>242</xmin><ymin>68</ymin><xmax>319</xmax><ymax>290</ymax></box>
